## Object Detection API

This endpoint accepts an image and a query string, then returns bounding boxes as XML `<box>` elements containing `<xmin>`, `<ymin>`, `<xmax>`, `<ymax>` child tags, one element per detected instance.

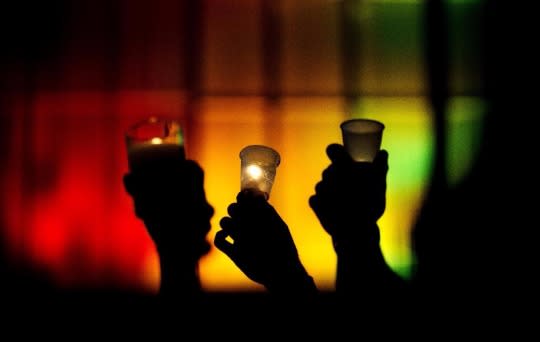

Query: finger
<box><xmin>214</xmin><ymin>230</ymin><xmax>236</xmax><ymax>259</ymax></box>
<box><xmin>237</xmin><ymin>189</ymin><xmax>266</xmax><ymax>203</ymax></box>
<box><xmin>326</xmin><ymin>144</ymin><xmax>352</xmax><ymax>165</ymax></box>
<box><xmin>315</xmin><ymin>181</ymin><xmax>331</xmax><ymax>196</ymax></box>
<box><xmin>315</xmin><ymin>181</ymin><xmax>323</xmax><ymax>195</ymax></box>
<box><xmin>309</xmin><ymin>195</ymin><xmax>330</xmax><ymax>220</ymax></box>
<box><xmin>227</xmin><ymin>203</ymin><xmax>240</xmax><ymax>218</ymax></box>
<box><xmin>219</xmin><ymin>216</ymin><xmax>237</xmax><ymax>235</ymax></box>
<box><xmin>373</xmin><ymin>149</ymin><xmax>389</xmax><ymax>177</ymax></box>
<box><xmin>322</xmin><ymin>165</ymin><xmax>337</xmax><ymax>180</ymax></box>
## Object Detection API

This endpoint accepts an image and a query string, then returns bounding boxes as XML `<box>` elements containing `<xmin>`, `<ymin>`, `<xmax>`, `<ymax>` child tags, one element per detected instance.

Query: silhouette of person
<box><xmin>409</xmin><ymin>110</ymin><xmax>526</xmax><ymax>316</ymax></box>
<box><xmin>123</xmin><ymin>157</ymin><xmax>214</xmax><ymax>299</ymax></box>
<box><xmin>309</xmin><ymin>144</ymin><xmax>406</xmax><ymax>303</ymax></box>
<box><xmin>408</xmin><ymin>0</ymin><xmax>528</xmax><ymax>319</ymax></box>
<box><xmin>214</xmin><ymin>189</ymin><xmax>317</xmax><ymax>296</ymax></box>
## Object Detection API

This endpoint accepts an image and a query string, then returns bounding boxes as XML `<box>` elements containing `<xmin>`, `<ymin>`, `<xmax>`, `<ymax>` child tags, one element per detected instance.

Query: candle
<box><xmin>125</xmin><ymin>117</ymin><xmax>184</xmax><ymax>172</ymax></box>
<box><xmin>239</xmin><ymin>145</ymin><xmax>281</xmax><ymax>199</ymax></box>
<box><xmin>245</xmin><ymin>164</ymin><xmax>263</xmax><ymax>180</ymax></box>
<box><xmin>127</xmin><ymin>142</ymin><xmax>185</xmax><ymax>172</ymax></box>
<box><xmin>340</xmin><ymin>119</ymin><xmax>384</xmax><ymax>162</ymax></box>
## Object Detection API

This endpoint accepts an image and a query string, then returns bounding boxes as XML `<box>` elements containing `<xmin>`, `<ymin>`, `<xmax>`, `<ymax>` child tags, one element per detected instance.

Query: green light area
<box><xmin>348</xmin><ymin>97</ymin><xmax>434</xmax><ymax>279</ymax></box>
<box><xmin>319</xmin><ymin>0</ymin><xmax>485</xmax><ymax>281</ymax></box>
<box><xmin>374</xmin><ymin>1</ymin><xmax>423</xmax><ymax>61</ymax></box>
<box><xmin>446</xmin><ymin>96</ymin><xmax>486</xmax><ymax>186</ymax></box>
<box><xmin>350</xmin><ymin>97</ymin><xmax>434</xmax><ymax>190</ymax></box>
<box><xmin>447</xmin><ymin>0</ymin><xmax>485</xmax><ymax>94</ymax></box>
<box><xmin>346</xmin><ymin>96</ymin><xmax>485</xmax><ymax>279</ymax></box>
<box><xmin>344</xmin><ymin>0</ymin><xmax>425</xmax><ymax>94</ymax></box>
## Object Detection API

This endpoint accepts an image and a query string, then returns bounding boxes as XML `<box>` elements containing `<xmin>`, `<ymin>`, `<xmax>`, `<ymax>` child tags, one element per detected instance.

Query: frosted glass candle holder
<box><xmin>125</xmin><ymin>117</ymin><xmax>184</xmax><ymax>171</ymax></box>
<box><xmin>239</xmin><ymin>145</ymin><xmax>281</xmax><ymax>199</ymax></box>
<box><xmin>341</xmin><ymin>119</ymin><xmax>384</xmax><ymax>162</ymax></box>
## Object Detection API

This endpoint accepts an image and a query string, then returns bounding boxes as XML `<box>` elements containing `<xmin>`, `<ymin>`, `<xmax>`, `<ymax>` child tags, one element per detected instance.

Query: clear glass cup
<box><xmin>340</xmin><ymin>119</ymin><xmax>385</xmax><ymax>162</ymax></box>
<box><xmin>239</xmin><ymin>145</ymin><xmax>281</xmax><ymax>199</ymax></box>
<box><xmin>125</xmin><ymin>117</ymin><xmax>185</xmax><ymax>171</ymax></box>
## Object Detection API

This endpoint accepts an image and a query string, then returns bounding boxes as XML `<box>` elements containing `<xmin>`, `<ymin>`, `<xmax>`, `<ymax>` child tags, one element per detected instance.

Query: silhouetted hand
<box><xmin>215</xmin><ymin>189</ymin><xmax>316</xmax><ymax>295</ymax></box>
<box><xmin>309</xmin><ymin>144</ymin><xmax>388</xmax><ymax>248</ymax></box>
<box><xmin>123</xmin><ymin>159</ymin><xmax>214</xmax><ymax>295</ymax></box>
<box><xmin>309</xmin><ymin>144</ymin><xmax>403</xmax><ymax>297</ymax></box>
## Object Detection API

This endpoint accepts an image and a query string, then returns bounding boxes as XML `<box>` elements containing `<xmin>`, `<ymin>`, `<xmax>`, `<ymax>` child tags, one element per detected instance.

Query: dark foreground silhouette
<box><xmin>123</xmin><ymin>158</ymin><xmax>214</xmax><ymax>300</ymax></box>
<box><xmin>310</xmin><ymin>145</ymin><xmax>407</xmax><ymax>307</ymax></box>
<box><xmin>215</xmin><ymin>189</ymin><xmax>317</xmax><ymax>297</ymax></box>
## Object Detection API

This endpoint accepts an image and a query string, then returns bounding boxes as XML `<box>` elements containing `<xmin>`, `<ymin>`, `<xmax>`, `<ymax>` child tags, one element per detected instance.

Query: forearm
<box><xmin>335</xmin><ymin>244</ymin><xmax>393</xmax><ymax>292</ymax></box>
<box><xmin>333</xmin><ymin>223</ymin><xmax>404</xmax><ymax>294</ymax></box>
<box><xmin>263</xmin><ymin>262</ymin><xmax>318</xmax><ymax>297</ymax></box>
<box><xmin>147</xmin><ymin>219</ymin><xmax>208</xmax><ymax>297</ymax></box>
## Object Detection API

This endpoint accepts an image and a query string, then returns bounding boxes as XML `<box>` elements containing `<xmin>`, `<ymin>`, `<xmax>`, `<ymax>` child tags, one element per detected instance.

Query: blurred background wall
<box><xmin>0</xmin><ymin>0</ymin><xmax>486</xmax><ymax>293</ymax></box>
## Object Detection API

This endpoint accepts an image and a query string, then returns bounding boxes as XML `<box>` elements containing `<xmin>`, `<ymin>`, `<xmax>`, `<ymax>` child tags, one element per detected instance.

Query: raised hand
<box><xmin>309</xmin><ymin>144</ymin><xmax>388</xmax><ymax>247</ymax></box>
<box><xmin>215</xmin><ymin>190</ymin><xmax>316</xmax><ymax>295</ymax></box>
<box><xmin>124</xmin><ymin>159</ymin><xmax>214</xmax><ymax>295</ymax></box>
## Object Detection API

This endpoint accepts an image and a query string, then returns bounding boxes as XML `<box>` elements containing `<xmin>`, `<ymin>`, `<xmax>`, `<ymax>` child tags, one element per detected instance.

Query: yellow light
<box><xmin>246</xmin><ymin>164</ymin><xmax>263</xmax><ymax>180</ymax></box>
<box><xmin>150</xmin><ymin>137</ymin><xmax>163</xmax><ymax>145</ymax></box>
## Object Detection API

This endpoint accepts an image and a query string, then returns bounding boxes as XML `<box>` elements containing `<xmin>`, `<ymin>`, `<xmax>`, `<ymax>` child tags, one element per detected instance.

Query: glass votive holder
<box><xmin>125</xmin><ymin>117</ymin><xmax>184</xmax><ymax>172</ymax></box>
<box><xmin>239</xmin><ymin>145</ymin><xmax>281</xmax><ymax>199</ymax></box>
<box><xmin>340</xmin><ymin>118</ymin><xmax>385</xmax><ymax>162</ymax></box>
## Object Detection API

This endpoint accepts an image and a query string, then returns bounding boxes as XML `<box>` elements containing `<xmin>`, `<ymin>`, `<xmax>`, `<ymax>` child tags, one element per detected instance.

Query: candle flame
<box><xmin>246</xmin><ymin>164</ymin><xmax>263</xmax><ymax>180</ymax></box>
<box><xmin>150</xmin><ymin>137</ymin><xmax>163</xmax><ymax>145</ymax></box>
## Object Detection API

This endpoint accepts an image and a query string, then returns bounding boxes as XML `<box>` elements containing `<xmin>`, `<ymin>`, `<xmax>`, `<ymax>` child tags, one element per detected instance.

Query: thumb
<box><xmin>326</xmin><ymin>144</ymin><xmax>352</xmax><ymax>165</ymax></box>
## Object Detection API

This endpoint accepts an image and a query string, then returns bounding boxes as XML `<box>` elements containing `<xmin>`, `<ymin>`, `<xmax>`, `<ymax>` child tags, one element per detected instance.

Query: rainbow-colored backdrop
<box><xmin>0</xmin><ymin>0</ymin><xmax>486</xmax><ymax>292</ymax></box>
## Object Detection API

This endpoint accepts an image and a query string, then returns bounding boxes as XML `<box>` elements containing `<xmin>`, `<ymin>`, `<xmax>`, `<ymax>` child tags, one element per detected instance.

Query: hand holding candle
<box><xmin>216</xmin><ymin>147</ymin><xmax>316</xmax><ymax>294</ymax></box>
<box><xmin>239</xmin><ymin>145</ymin><xmax>281</xmax><ymax>200</ymax></box>
<box><xmin>123</xmin><ymin>117</ymin><xmax>213</xmax><ymax>295</ymax></box>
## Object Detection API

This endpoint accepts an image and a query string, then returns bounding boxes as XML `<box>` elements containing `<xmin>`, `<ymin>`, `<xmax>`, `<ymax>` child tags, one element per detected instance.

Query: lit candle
<box><xmin>127</xmin><ymin>141</ymin><xmax>185</xmax><ymax>172</ymax></box>
<box><xmin>125</xmin><ymin>117</ymin><xmax>184</xmax><ymax>172</ymax></box>
<box><xmin>246</xmin><ymin>164</ymin><xmax>263</xmax><ymax>180</ymax></box>
<box><xmin>240</xmin><ymin>145</ymin><xmax>281</xmax><ymax>199</ymax></box>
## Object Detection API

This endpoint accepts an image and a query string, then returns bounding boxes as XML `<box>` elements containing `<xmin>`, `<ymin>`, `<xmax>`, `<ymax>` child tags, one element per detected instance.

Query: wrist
<box><xmin>264</xmin><ymin>264</ymin><xmax>318</xmax><ymax>295</ymax></box>
<box><xmin>333</xmin><ymin>238</ymin><xmax>381</xmax><ymax>255</ymax></box>
<box><xmin>331</xmin><ymin>222</ymin><xmax>381</xmax><ymax>253</ymax></box>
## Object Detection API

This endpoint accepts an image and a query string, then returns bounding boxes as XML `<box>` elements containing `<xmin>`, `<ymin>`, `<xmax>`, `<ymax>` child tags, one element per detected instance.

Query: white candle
<box><xmin>245</xmin><ymin>164</ymin><xmax>263</xmax><ymax>180</ymax></box>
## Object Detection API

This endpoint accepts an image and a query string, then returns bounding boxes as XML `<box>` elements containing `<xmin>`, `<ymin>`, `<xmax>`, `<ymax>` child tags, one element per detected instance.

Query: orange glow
<box><xmin>194</xmin><ymin>97</ymin><xmax>268</xmax><ymax>291</ymax></box>
<box><xmin>196</xmin><ymin>96</ymin><xmax>348</xmax><ymax>291</ymax></box>
<box><xmin>0</xmin><ymin>0</ymin><xmax>487</xmax><ymax>294</ymax></box>
<box><xmin>2</xmin><ymin>91</ymin><xmax>186</xmax><ymax>291</ymax></box>
<box><xmin>1</xmin><ymin>91</ymin><xmax>436</xmax><ymax>291</ymax></box>
<box><xmin>350</xmin><ymin>97</ymin><xmax>434</xmax><ymax>277</ymax></box>
<box><xmin>150</xmin><ymin>137</ymin><xmax>163</xmax><ymax>145</ymax></box>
